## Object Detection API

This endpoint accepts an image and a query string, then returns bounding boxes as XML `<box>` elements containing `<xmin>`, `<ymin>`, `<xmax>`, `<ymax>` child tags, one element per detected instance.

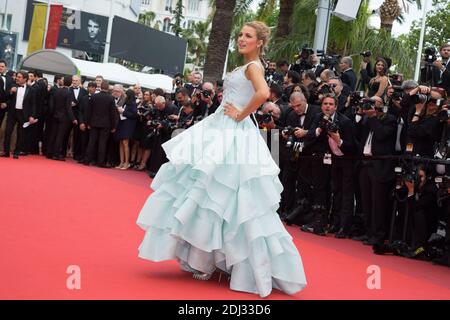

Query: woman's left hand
<box><xmin>223</xmin><ymin>102</ymin><xmax>241</xmax><ymax>121</ymax></box>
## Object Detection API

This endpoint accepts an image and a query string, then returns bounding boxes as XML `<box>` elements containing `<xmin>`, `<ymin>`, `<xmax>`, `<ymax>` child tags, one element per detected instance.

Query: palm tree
<box><xmin>203</xmin><ymin>0</ymin><xmax>238</xmax><ymax>82</ymax></box>
<box><xmin>182</xmin><ymin>21</ymin><xmax>211</xmax><ymax>67</ymax></box>
<box><xmin>275</xmin><ymin>0</ymin><xmax>295</xmax><ymax>40</ymax></box>
<box><xmin>379</xmin><ymin>0</ymin><xmax>421</xmax><ymax>34</ymax></box>
<box><xmin>138</xmin><ymin>10</ymin><xmax>156</xmax><ymax>27</ymax></box>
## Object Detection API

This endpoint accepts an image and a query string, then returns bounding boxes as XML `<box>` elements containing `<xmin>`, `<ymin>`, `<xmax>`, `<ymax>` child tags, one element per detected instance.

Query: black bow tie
<box><xmin>18</xmin><ymin>85</ymin><xmax>25</xmax><ymax>88</ymax></box>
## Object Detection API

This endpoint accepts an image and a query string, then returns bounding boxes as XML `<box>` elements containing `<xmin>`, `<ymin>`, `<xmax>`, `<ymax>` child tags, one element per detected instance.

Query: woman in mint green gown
<box><xmin>137</xmin><ymin>21</ymin><xmax>307</xmax><ymax>298</ymax></box>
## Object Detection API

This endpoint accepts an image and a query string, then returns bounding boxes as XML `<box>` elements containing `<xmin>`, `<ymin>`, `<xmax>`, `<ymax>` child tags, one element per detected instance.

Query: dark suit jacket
<box><xmin>341</xmin><ymin>69</ymin><xmax>357</xmax><ymax>92</ymax></box>
<box><xmin>0</xmin><ymin>73</ymin><xmax>14</xmax><ymax>103</ymax></box>
<box><xmin>31</xmin><ymin>79</ymin><xmax>48</xmax><ymax>118</ymax></box>
<box><xmin>8</xmin><ymin>85</ymin><xmax>36</xmax><ymax>119</ymax></box>
<box><xmin>432</xmin><ymin>60</ymin><xmax>450</xmax><ymax>96</ymax></box>
<box><xmin>407</xmin><ymin>115</ymin><xmax>442</xmax><ymax>158</ymax></box>
<box><xmin>283</xmin><ymin>104</ymin><xmax>321</xmax><ymax>161</ymax></box>
<box><xmin>306</xmin><ymin>111</ymin><xmax>356</xmax><ymax>156</ymax></box>
<box><xmin>70</xmin><ymin>87</ymin><xmax>88</xmax><ymax>120</ymax></box>
<box><xmin>79</xmin><ymin>94</ymin><xmax>92</xmax><ymax>125</ymax></box>
<box><xmin>52</xmin><ymin>87</ymin><xmax>76</xmax><ymax>123</ymax></box>
<box><xmin>86</xmin><ymin>91</ymin><xmax>118</xmax><ymax>129</ymax></box>
<box><xmin>356</xmin><ymin>113</ymin><xmax>397</xmax><ymax>182</ymax></box>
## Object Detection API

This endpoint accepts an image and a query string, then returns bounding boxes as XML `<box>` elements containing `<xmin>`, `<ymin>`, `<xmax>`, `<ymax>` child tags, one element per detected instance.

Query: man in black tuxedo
<box><xmin>69</xmin><ymin>75</ymin><xmax>88</xmax><ymax>161</ymax></box>
<box><xmin>431</xmin><ymin>43</ymin><xmax>450</xmax><ymax>96</ymax></box>
<box><xmin>301</xmin><ymin>94</ymin><xmax>356</xmax><ymax>236</ymax></box>
<box><xmin>184</xmin><ymin>71</ymin><xmax>202</xmax><ymax>97</ymax></box>
<box><xmin>78</xmin><ymin>82</ymin><xmax>97</xmax><ymax>162</ymax></box>
<box><xmin>47</xmin><ymin>76</ymin><xmax>77</xmax><ymax>160</ymax></box>
<box><xmin>354</xmin><ymin>96</ymin><xmax>397</xmax><ymax>246</ymax></box>
<box><xmin>84</xmin><ymin>80</ymin><xmax>118</xmax><ymax>167</ymax></box>
<box><xmin>0</xmin><ymin>59</ymin><xmax>14</xmax><ymax>130</ymax></box>
<box><xmin>339</xmin><ymin>56</ymin><xmax>357</xmax><ymax>92</ymax></box>
<box><xmin>27</xmin><ymin>70</ymin><xmax>48</xmax><ymax>155</ymax></box>
<box><xmin>310</xmin><ymin>54</ymin><xmax>325</xmax><ymax>79</ymax></box>
<box><xmin>42</xmin><ymin>74</ymin><xmax>64</xmax><ymax>156</ymax></box>
<box><xmin>279</xmin><ymin>92</ymin><xmax>320</xmax><ymax>222</ymax></box>
<box><xmin>1</xmin><ymin>71</ymin><xmax>36</xmax><ymax>159</ymax></box>
<box><xmin>265</xmin><ymin>61</ymin><xmax>284</xmax><ymax>86</ymax></box>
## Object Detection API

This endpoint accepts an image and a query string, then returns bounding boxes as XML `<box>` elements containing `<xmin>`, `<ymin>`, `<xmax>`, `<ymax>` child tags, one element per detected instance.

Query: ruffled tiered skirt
<box><xmin>137</xmin><ymin>107</ymin><xmax>307</xmax><ymax>298</ymax></box>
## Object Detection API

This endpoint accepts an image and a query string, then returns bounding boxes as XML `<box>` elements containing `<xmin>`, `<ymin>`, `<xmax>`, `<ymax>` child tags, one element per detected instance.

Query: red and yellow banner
<box><xmin>27</xmin><ymin>3</ymin><xmax>48</xmax><ymax>55</ymax></box>
<box><xmin>45</xmin><ymin>4</ymin><xmax>63</xmax><ymax>49</ymax></box>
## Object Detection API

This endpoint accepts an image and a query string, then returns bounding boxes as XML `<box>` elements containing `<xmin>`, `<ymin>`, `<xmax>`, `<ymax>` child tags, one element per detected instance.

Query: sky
<box><xmin>250</xmin><ymin>0</ymin><xmax>426</xmax><ymax>37</ymax></box>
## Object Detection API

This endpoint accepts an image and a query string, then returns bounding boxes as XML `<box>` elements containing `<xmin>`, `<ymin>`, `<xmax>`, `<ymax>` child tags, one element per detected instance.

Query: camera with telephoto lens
<box><xmin>319</xmin><ymin>54</ymin><xmax>341</xmax><ymax>70</ymax></box>
<box><xmin>424</xmin><ymin>47</ymin><xmax>437</xmax><ymax>64</ymax></box>
<box><xmin>395</xmin><ymin>163</ymin><xmax>420</xmax><ymax>188</ymax></box>
<box><xmin>282</xmin><ymin>126</ymin><xmax>296</xmax><ymax>148</ymax></box>
<box><xmin>410</xmin><ymin>93</ymin><xmax>430</xmax><ymax>105</ymax></box>
<box><xmin>389</xmin><ymin>74</ymin><xmax>404</xmax><ymax>86</ymax></box>
<box><xmin>360</xmin><ymin>51</ymin><xmax>372</xmax><ymax>58</ymax></box>
<box><xmin>291</xmin><ymin>45</ymin><xmax>314</xmax><ymax>73</ymax></box>
<box><xmin>318</xmin><ymin>115</ymin><xmax>339</xmax><ymax>134</ymax></box>
<box><xmin>391</xmin><ymin>85</ymin><xmax>404</xmax><ymax>101</ymax></box>
<box><xmin>255</xmin><ymin>109</ymin><xmax>273</xmax><ymax>126</ymax></box>
<box><xmin>349</xmin><ymin>91</ymin><xmax>365</xmax><ymax>108</ymax></box>
<box><xmin>202</xmin><ymin>90</ymin><xmax>212</xmax><ymax>99</ymax></box>
<box><xmin>359</xmin><ymin>98</ymin><xmax>376</xmax><ymax>111</ymax></box>
<box><xmin>139</xmin><ymin>106</ymin><xmax>156</xmax><ymax>119</ymax></box>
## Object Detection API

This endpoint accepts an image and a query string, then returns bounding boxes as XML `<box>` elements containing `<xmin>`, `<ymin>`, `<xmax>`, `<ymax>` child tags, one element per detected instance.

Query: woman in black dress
<box><xmin>115</xmin><ymin>89</ymin><xmax>138</xmax><ymax>170</ymax></box>
<box><xmin>367</xmin><ymin>58</ymin><xmax>389</xmax><ymax>100</ymax></box>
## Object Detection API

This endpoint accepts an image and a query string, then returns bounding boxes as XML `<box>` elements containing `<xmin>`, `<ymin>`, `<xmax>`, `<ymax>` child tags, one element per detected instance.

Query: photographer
<box><xmin>265</xmin><ymin>61</ymin><xmax>284</xmax><ymax>86</ymax></box>
<box><xmin>269</xmin><ymin>83</ymin><xmax>289</xmax><ymax>114</ymax></box>
<box><xmin>327</xmin><ymin>77</ymin><xmax>350</xmax><ymax>118</ymax></box>
<box><xmin>406</xmin><ymin>86</ymin><xmax>445</xmax><ymax>158</ymax></box>
<box><xmin>174</xmin><ymin>87</ymin><xmax>190</xmax><ymax>109</ymax></box>
<box><xmin>257</xmin><ymin>101</ymin><xmax>281</xmax><ymax>131</ymax></box>
<box><xmin>359</xmin><ymin>51</ymin><xmax>375</xmax><ymax>92</ymax></box>
<box><xmin>280</xmin><ymin>92</ymin><xmax>320</xmax><ymax>221</ymax></box>
<box><xmin>172</xmin><ymin>73</ymin><xmax>184</xmax><ymax>93</ymax></box>
<box><xmin>301</xmin><ymin>70</ymin><xmax>319</xmax><ymax>104</ymax></box>
<box><xmin>300</xmin><ymin>94</ymin><xmax>355</xmax><ymax>236</ymax></box>
<box><xmin>339</xmin><ymin>56</ymin><xmax>357</xmax><ymax>92</ymax></box>
<box><xmin>386</xmin><ymin>84</ymin><xmax>410</xmax><ymax>154</ymax></box>
<box><xmin>431</xmin><ymin>44</ymin><xmax>450</xmax><ymax>95</ymax></box>
<box><xmin>395</xmin><ymin>164</ymin><xmax>439</xmax><ymax>259</ymax></box>
<box><xmin>147</xmin><ymin>95</ymin><xmax>178</xmax><ymax>178</ymax></box>
<box><xmin>168</xmin><ymin>99</ymin><xmax>196</xmax><ymax>131</ymax></box>
<box><xmin>193</xmin><ymin>82</ymin><xmax>219</xmax><ymax>119</ymax></box>
<box><xmin>354</xmin><ymin>96</ymin><xmax>397</xmax><ymax>246</ymax></box>
<box><xmin>290</xmin><ymin>46</ymin><xmax>314</xmax><ymax>75</ymax></box>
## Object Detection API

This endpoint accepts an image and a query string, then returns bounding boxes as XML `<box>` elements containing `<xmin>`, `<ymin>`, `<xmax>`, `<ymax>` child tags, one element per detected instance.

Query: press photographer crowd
<box><xmin>0</xmin><ymin>43</ymin><xmax>449</xmax><ymax>267</ymax></box>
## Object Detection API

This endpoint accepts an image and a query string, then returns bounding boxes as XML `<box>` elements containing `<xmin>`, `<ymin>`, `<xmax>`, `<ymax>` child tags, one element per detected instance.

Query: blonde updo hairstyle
<box><xmin>244</xmin><ymin>21</ymin><xmax>270</xmax><ymax>65</ymax></box>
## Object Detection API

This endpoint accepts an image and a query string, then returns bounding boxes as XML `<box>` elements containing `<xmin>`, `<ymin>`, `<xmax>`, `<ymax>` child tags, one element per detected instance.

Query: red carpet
<box><xmin>0</xmin><ymin>156</ymin><xmax>449</xmax><ymax>300</ymax></box>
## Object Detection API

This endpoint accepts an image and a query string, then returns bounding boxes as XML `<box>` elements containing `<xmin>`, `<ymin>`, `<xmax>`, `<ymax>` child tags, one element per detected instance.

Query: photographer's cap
<box><xmin>401</xmin><ymin>80</ymin><xmax>418</xmax><ymax>90</ymax></box>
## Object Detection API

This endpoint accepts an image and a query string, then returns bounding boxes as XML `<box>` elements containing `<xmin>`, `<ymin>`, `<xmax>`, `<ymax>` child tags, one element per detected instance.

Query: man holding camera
<box><xmin>147</xmin><ymin>95</ymin><xmax>178</xmax><ymax>178</ymax></box>
<box><xmin>354</xmin><ymin>96</ymin><xmax>397</xmax><ymax>246</ymax></box>
<box><xmin>406</xmin><ymin>86</ymin><xmax>446</xmax><ymax>158</ymax></box>
<box><xmin>193</xmin><ymin>82</ymin><xmax>219</xmax><ymax>119</ymax></box>
<box><xmin>279</xmin><ymin>92</ymin><xmax>320</xmax><ymax>224</ymax></box>
<box><xmin>432</xmin><ymin>44</ymin><xmax>450</xmax><ymax>96</ymax></box>
<box><xmin>301</xmin><ymin>94</ymin><xmax>356</xmax><ymax>236</ymax></box>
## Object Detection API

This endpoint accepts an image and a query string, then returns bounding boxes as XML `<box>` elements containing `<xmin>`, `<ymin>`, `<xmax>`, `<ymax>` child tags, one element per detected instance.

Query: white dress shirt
<box><xmin>15</xmin><ymin>86</ymin><xmax>26</xmax><ymax>110</ymax></box>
